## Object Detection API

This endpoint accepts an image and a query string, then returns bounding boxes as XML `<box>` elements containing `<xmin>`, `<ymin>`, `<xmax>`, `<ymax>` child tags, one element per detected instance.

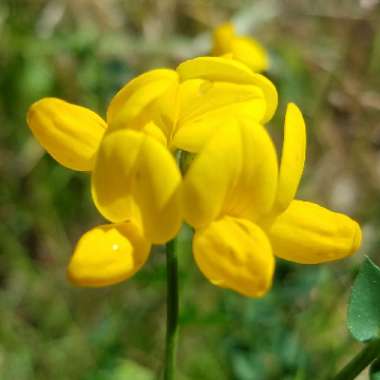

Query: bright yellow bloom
<box><xmin>212</xmin><ymin>23</ymin><xmax>269</xmax><ymax>72</ymax></box>
<box><xmin>27</xmin><ymin>56</ymin><xmax>278</xmax><ymax>287</ymax></box>
<box><xmin>27</xmin><ymin>57</ymin><xmax>361</xmax><ymax>296</ymax></box>
<box><xmin>182</xmin><ymin>103</ymin><xmax>361</xmax><ymax>297</ymax></box>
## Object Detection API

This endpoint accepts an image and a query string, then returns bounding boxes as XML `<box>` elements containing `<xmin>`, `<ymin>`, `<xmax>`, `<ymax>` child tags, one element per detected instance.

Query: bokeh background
<box><xmin>1</xmin><ymin>0</ymin><xmax>380</xmax><ymax>379</ymax></box>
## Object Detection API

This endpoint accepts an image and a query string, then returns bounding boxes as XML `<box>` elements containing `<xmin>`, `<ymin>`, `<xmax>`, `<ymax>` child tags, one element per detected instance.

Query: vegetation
<box><xmin>1</xmin><ymin>1</ymin><xmax>380</xmax><ymax>379</ymax></box>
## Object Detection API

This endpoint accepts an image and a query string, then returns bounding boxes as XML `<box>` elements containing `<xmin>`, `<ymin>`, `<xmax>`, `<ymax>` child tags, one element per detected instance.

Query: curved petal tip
<box><xmin>67</xmin><ymin>222</ymin><xmax>151</xmax><ymax>287</ymax></box>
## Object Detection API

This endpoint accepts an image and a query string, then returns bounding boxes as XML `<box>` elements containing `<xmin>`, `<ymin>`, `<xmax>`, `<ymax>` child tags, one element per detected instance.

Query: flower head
<box><xmin>27</xmin><ymin>57</ymin><xmax>277</xmax><ymax>287</ymax></box>
<box><xmin>27</xmin><ymin>56</ymin><xmax>361</xmax><ymax>296</ymax></box>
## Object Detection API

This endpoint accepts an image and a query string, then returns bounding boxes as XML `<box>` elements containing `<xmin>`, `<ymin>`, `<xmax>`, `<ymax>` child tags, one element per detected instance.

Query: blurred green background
<box><xmin>1</xmin><ymin>1</ymin><xmax>380</xmax><ymax>379</ymax></box>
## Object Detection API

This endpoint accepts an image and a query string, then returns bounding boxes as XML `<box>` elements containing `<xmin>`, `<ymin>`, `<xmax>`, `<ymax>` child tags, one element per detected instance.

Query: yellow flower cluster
<box><xmin>26</xmin><ymin>26</ymin><xmax>361</xmax><ymax>297</ymax></box>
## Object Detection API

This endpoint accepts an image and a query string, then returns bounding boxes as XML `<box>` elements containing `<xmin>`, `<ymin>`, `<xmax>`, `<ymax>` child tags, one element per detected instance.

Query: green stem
<box><xmin>163</xmin><ymin>238</ymin><xmax>179</xmax><ymax>380</ymax></box>
<box><xmin>332</xmin><ymin>339</ymin><xmax>380</xmax><ymax>380</ymax></box>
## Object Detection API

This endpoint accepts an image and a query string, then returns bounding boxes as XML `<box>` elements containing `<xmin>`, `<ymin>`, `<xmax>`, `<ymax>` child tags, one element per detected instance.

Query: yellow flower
<box><xmin>181</xmin><ymin>103</ymin><xmax>362</xmax><ymax>297</ymax></box>
<box><xmin>27</xmin><ymin>56</ymin><xmax>277</xmax><ymax>287</ymax></box>
<box><xmin>27</xmin><ymin>56</ymin><xmax>361</xmax><ymax>296</ymax></box>
<box><xmin>212</xmin><ymin>23</ymin><xmax>269</xmax><ymax>73</ymax></box>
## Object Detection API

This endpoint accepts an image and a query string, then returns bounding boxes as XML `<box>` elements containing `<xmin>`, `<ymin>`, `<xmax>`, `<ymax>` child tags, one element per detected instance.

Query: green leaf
<box><xmin>370</xmin><ymin>358</ymin><xmax>380</xmax><ymax>380</ymax></box>
<box><xmin>348</xmin><ymin>257</ymin><xmax>380</xmax><ymax>342</ymax></box>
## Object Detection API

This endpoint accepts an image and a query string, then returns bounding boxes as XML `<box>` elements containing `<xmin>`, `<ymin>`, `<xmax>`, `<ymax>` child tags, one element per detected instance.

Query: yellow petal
<box><xmin>177</xmin><ymin>56</ymin><xmax>254</xmax><ymax>83</ymax></box>
<box><xmin>182</xmin><ymin>121</ymin><xmax>278</xmax><ymax>228</ymax></box>
<box><xmin>231</xmin><ymin>37</ymin><xmax>269</xmax><ymax>72</ymax></box>
<box><xmin>107</xmin><ymin>69</ymin><xmax>178</xmax><ymax>132</ymax></box>
<box><xmin>267</xmin><ymin>200</ymin><xmax>362</xmax><ymax>264</ymax></box>
<box><xmin>182</xmin><ymin>124</ymin><xmax>241</xmax><ymax>228</ymax></box>
<box><xmin>141</xmin><ymin>121</ymin><xmax>168</xmax><ymax>146</ymax></box>
<box><xmin>223</xmin><ymin>121</ymin><xmax>278</xmax><ymax>222</ymax></box>
<box><xmin>92</xmin><ymin>129</ymin><xmax>182</xmax><ymax>244</ymax></box>
<box><xmin>247</xmin><ymin>72</ymin><xmax>277</xmax><ymax>123</ymax></box>
<box><xmin>193</xmin><ymin>216</ymin><xmax>274</xmax><ymax>297</ymax></box>
<box><xmin>148</xmin><ymin>81</ymin><xmax>180</xmax><ymax>140</ymax></box>
<box><xmin>27</xmin><ymin>98</ymin><xmax>107</xmax><ymax>171</ymax></box>
<box><xmin>67</xmin><ymin>222</ymin><xmax>151</xmax><ymax>287</ymax></box>
<box><xmin>212</xmin><ymin>23</ymin><xmax>234</xmax><ymax>55</ymax></box>
<box><xmin>176</xmin><ymin>56</ymin><xmax>277</xmax><ymax>122</ymax></box>
<box><xmin>273</xmin><ymin>103</ymin><xmax>306</xmax><ymax>214</ymax></box>
<box><xmin>172</xmin><ymin>79</ymin><xmax>266</xmax><ymax>152</ymax></box>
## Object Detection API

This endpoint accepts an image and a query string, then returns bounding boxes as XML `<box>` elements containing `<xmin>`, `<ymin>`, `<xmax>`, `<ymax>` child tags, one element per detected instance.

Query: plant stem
<box><xmin>332</xmin><ymin>339</ymin><xmax>380</xmax><ymax>380</ymax></box>
<box><xmin>163</xmin><ymin>238</ymin><xmax>179</xmax><ymax>380</ymax></box>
